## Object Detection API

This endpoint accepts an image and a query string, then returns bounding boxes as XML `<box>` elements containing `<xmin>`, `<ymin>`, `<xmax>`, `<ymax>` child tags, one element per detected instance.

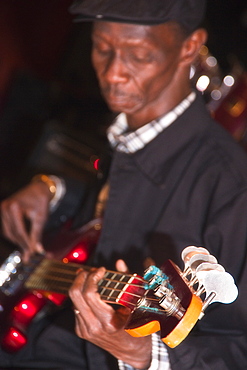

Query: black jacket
<box><xmin>90</xmin><ymin>93</ymin><xmax>247</xmax><ymax>369</ymax></box>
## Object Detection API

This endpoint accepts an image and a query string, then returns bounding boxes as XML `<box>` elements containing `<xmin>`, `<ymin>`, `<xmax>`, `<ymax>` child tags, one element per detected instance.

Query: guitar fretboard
<box><xmin>25</xmin><ymin>259</ymin><xmax>145</xmax><ymax>309</ymax></box>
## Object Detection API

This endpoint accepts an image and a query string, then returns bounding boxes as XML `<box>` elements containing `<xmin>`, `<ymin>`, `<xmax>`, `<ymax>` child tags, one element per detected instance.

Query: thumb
<box><xmin>115</xmin><ymin>259</ymin><xmax>129</xmax><ymax>273</ymax></box>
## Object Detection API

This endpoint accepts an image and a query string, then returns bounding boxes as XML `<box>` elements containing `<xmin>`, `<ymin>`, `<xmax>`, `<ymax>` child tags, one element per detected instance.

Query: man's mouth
<box><xmin>104</xmin><ymin>92</ymin><xmax>129</xmax><ymax>108</ymax></box>
<box><xmin>102</xmin><ymin>88</ymin><xmax>135</xmax><ymax>109</ymax></box>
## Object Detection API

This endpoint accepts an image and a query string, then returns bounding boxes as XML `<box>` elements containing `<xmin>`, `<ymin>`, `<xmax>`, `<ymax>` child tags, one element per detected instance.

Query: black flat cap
<box><xmin>70</xmin><ymin>0</ymin><xmax>206</xmax><ymax>33</ymax></box>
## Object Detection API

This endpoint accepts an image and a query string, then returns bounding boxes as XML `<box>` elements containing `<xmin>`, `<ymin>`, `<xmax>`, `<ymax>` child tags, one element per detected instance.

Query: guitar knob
<box><xmin>143</xmin><ymin>266</ymin><xmax>171</xmax><ymax>290</ymax></box>
<box><xmin>196</xmin><ymin>269</ymin><xmax>238</xmax><ymax>305</ymax></box>
<box><xmin>194</xmin><ymin>263</ymin><xmax>225</xmax><ymax>296</ymax></box>
<box><xmin>181</xmin><ymin>246</ymin><xmax>210</xmax><ymax>265</ymax></box>
<box><xmin>196</xmin><ymin>262</ymin><xmax>225</xmax><ymax>273</ymax></box>
<box><xmin>188</xmin><ymin>254</ymin><xmax>218</xmax><ymax>272</ymax></box>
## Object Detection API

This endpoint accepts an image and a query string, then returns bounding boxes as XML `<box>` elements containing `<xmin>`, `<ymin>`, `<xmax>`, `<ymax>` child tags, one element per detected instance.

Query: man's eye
<box><xmin>93</xmin><ymin>43</ymin><xmax>111</xmax><ymax>55</ymax></box>
<box><xmin>131</xmin><ymin>52</ymin><xmax>153</xmax><ymax>63</ymax></box>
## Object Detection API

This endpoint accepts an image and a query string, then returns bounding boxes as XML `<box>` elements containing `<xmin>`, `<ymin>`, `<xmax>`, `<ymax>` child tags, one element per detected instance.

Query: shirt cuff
<box><xmin>118</xmin><ymin>333</ymin><xmax>171</xmax><ymax>370</ymax></box>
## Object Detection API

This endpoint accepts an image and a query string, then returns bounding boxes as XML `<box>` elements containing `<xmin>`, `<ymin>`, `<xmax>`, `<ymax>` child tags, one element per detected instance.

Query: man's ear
<box><xmin>180</xmin><ymin>28</ymin><xmax>208</xmax><ymax>66</ymax></box>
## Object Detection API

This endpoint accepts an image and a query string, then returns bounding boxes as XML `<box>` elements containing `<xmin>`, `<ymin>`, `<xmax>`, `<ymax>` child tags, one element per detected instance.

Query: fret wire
<box><xmin>33</xmin><ymin>266</ymin><xmax>145</xmax><ymax>290</ymax></box>
<box><xmin>41</xmin><ymin>259</ymin><xmax>145</xmax><ymax>279</ymax></box>
<box><xmin>41</xmin><ymin>260</ymin><xmax>144</xmax><ymax>279</ymax></box>
<box><xmin>100</xmin><ymin>286</ymin><xmax>161</xmax><ymax>303</ymax></box>
<box><xmin>98</xmin><ymin>286</ymin><xmax>143</xmax><ymax>299</ymax></box>
<box><xmin>27</xmin><ymin>280</ymin><xmax>162</xmax><ymax>308</ymax></box>
<box><xmin>28</xmin><ymin>276</ymin><xmax>163</xmax><ymax>310</ymax></box>
<box><xmin>31</xmin><ymin>271</ymin><xmax>75</xmax><ymax>284</ymax></box>
<box><xmin>40</xmin><ymin>261</ymin><xmax>79</xmax><ymax>273</ymax></box>
<box><xmin>25</xmin><ymin>282</ymin><xmax>70</xmax><ymax>296</ymax></box>
<box><xmin>30</xmin><ymin>260</ymin><xmax>149</xmax><ymax>302</ymax></box>
<box><xmin>99</xmin><ymin>287</ymin><xmax>163</xmax><ymax>304</ymax></box>
<box><xmin>26</xmin><ymin>276</ymin><xmax>72</xmax><ymax>288</ymax></box>
<box><xmin>27</xmin><ymin>259</ymin><xmax>168</xmax><ymax>314</ymax></box>
<box><xmin>27</xmin><ymin>277</ymin><xmax>73</xmax><ymax>288</ymax></box>
<box><xmin>99</xmin><ymin>271</ymin><xmax>145</xmax><ymax>288</ymax></box>
<box><xmin>101</xmin><ymin>272</ymin><xmax>119</xmax><ymax>299</ymax></box>
<box><xmin>29</xmin><ymin>276</ymin><xmax>145</xmax><ymax>293</ymax></box>
<box><xmin>100</xmin><ymin>278</ymin><xmax>144</xmax><ymax>289</ymax></box>
<box><xmin>28</xmin><ymin>274</ymin><xmax>146</xmax><ymax>301</ymax></box>
<box><xmin>36</xmin><ymin>267</ymin><xmax>75</xmax><ymax>277</ymax></box>
<box><xmin>99</xmin><ymin>273</ymin><xmax>130</xmax><ymax>301</ymax></box>
<box><xmin>32</xmin><ymin>271</ymin><xmax>140</xmax><ymax>289</ymax></box>
<box><xmin>104</xmin><ymin>272</ymin><xmax>145</xmax><ymax>283</ymax></box>
<box><xmin>41</xmin><ymin>260</ymin><xmax>145</xmax><ymax>283</ymax></box>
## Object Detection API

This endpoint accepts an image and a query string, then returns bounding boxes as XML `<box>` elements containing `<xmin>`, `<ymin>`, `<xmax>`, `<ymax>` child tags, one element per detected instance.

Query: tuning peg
<box><xmin>196</xmin><ymin>262</ymin><xmax>225</xmax><ymax>273</ymax></box>
<box><xmin>194</xmin><ymin>263</ymin><xmax>225</xmax><ymax>295</ymax></box>
<box><xmin>181</xmin><ymin>246</ymin><xmax>210</xmax><ymax>265</ymax></box>
<box><xmin>182</xmin><ymin>253</ymin><xmax>218</xmax><ymax>281</ymax></box>
<box><xmin>188</xmin><ymin>253</ymin><xmax>218</xmax><ymax>271</ymax></box>
<box><xmin>196</xmin><ymin>269</ymin><xmax>238</xmax><ymax>305</ymax></box>
<box><xmin>181</xmin><ymin>246</ymin><xmax>212</xmax><ymax>276</ymax></box>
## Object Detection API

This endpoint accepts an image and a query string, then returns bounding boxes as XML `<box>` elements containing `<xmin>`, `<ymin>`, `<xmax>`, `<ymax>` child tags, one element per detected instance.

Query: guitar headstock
<box><xmin>125</xmin><ymin>246</ymin><xmax>238</xmax><ymax>348</ymax></box>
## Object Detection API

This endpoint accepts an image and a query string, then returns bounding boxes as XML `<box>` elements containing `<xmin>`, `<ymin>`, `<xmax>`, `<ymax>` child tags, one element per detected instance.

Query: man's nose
<box><xmin>104</xmin><ymin>54</ymin><xmax>129</xmax><ymax>84</ymax></box>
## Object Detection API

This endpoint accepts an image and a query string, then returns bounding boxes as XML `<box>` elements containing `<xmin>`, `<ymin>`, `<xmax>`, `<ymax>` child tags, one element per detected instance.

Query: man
<box><xmin>1</xmin><ymin>0</ymin><xmax>247</xmax><ymax>369</ymax></box>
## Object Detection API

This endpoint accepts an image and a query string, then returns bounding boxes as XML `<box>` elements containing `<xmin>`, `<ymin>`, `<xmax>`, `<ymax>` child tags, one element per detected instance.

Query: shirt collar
<box><xmin>107</xmin><ymin>91</ymin><xmax>196</xmax><ymax>153</ymax></box>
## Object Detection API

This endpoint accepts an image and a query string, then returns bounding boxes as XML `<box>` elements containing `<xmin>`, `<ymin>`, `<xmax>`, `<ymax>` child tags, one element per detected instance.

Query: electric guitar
<box><xmin>0</xmin><ymin>228</ymin><xmax>238</xmax><ymax>352</ymax></box>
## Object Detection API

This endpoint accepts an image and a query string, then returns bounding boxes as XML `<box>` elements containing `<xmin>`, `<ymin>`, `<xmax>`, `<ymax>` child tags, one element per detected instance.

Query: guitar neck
<box><xmin>25</xmin><ymin>259</ymin><xmax>145</xmax><ymax>310</ymax></box>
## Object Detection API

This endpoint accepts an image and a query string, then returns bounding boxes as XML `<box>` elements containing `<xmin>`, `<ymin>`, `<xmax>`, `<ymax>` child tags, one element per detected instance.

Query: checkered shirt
<box><xmin>118</xmin><ymin>333</ymin><xmax>171</xmax><ymax>370</ymax></box>
<box><xmin>107</xmin><ymin>91</ymin><xmax>196</xmax><ymax>153</ymax></box>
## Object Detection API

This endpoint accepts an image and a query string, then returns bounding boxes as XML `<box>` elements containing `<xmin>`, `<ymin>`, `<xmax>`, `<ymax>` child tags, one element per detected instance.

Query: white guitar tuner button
<box><xmin>188</xmin><ymin>253</ymin><xmax>218</xmax><ymax>271</ymax></box>
<box><xmin>181</xmin><ymin>246</ymin><xmax>210</xmax><ymax>265</ymax></box>
<box><xmin>196</xmin><ymin>262</ymin><xmax>225</xmax><ymax>273</ymax></box>
<box><xmin>196</xmin><ymin>270</ymin><xmax>238</xmax><ymax>304</ymax></box>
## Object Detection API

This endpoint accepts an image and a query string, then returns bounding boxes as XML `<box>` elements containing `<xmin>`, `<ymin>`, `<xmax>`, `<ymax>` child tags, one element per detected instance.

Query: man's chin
<box><xmin>106</xmin><ymin>98</ymin><xmax>139</xmax><ymax>115</ymax></box>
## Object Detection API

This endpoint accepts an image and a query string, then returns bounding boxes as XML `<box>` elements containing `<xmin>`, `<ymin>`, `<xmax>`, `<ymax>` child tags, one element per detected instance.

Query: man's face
<box><xmin>91</xmin><ymin>21</ymin><xmax>187</xmax><ymax>128</ymax></box>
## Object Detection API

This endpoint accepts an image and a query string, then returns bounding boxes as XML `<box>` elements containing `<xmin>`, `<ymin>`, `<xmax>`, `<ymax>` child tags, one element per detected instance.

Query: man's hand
<box><xmin>69</xmin><ymin>266</ymin><xmax>152</xmax><ymax>369</ymax></box>
<box><xmin>0</xmin><ymin>181</ymin><xmax>52</xmax><ymax>261</ymax></box>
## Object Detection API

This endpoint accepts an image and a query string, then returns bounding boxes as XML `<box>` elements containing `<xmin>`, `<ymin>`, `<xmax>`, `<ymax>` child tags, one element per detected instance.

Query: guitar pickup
<box><xmin>0</xmin><ymin>251</ymin><xmax>44</xmax><ymax>296</ymax></box>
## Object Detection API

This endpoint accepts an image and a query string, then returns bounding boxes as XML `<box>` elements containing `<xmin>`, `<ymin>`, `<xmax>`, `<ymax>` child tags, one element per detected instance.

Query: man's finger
<box><xmin>116</xmin><ymin>259</ymin><xmax>129</xmax><ymax>273</ymax></box>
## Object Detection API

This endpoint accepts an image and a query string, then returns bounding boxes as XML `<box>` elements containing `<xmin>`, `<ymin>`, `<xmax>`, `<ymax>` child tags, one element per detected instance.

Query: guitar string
<box><xmin>99</xmin><ymin>295</ymin><xmax>167</xmax><ymax>313</ymax></box>
<box><xmin>41</xmin><ymin>259</ymin><xmax>146</xmax><ymax>284</ymax></box>
<box><xmin>30</xmin><ymin>271</ymin><xmax>147</xmax><ymax>290</ymax></box>
<box><xmin>29</xmin><ymin>274</ymin><xmax>146</xmax><ymax>301</ymax></box>
<box><xmin>27</xmin><ymin>265</ymin><xmax>166</xmax><ymax>308</ymax></box>
<box><xmin>30</xmin><ymin>279</ymin><xmax>163</xmax><ymax>307</ymax></box>
<box><xmin>36</xmin><ymin>259</ymin><xmax>147</xmax><ymax>287</ymax></box>
<box><xmin>29</xmin><ymin>270</ymin><xmax>147</xmax><ymax>296</ymax></box>
<box><xmin>28</xmin><ymin>278</ymin><xmax>167</xmax><ymax>314</ymax></box>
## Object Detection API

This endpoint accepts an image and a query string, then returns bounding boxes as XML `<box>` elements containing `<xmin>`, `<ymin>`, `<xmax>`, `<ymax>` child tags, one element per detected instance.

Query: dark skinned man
<box><xmin>1</xmin><ymin>1</ymin><xmax>247</xmax><ymax>369</ymax></box>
